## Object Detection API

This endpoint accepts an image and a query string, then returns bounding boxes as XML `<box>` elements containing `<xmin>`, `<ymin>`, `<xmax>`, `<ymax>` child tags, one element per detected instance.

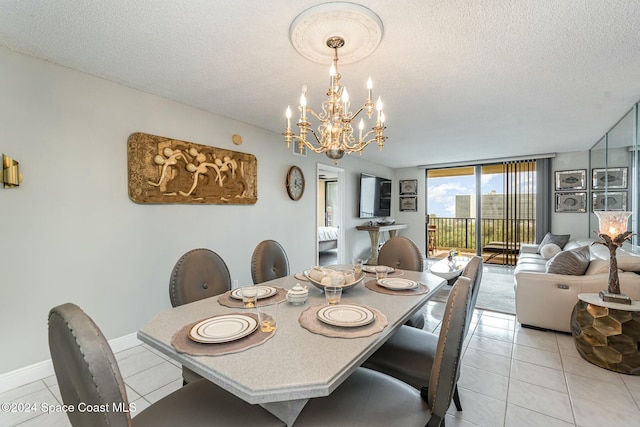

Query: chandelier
<box><xmin>283</xmin><ymin>36</ymin><xmax>386</xmax><ymax>164</ymax></box>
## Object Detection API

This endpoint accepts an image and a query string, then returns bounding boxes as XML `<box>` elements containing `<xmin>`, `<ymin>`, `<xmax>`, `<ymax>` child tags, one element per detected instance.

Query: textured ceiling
<box><xmin>1</xmin><ymin>1</ymin><xmax>640</xmax><ymax>168</ymax></box>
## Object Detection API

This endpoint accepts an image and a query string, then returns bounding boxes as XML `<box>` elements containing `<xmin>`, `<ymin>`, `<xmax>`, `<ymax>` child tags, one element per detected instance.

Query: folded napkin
<box><xmin>364</xmin><ymin>279</ymin><xmax>430</xmax><ymax>296</ymax></box>
<box><xmin>171</xmin><ymin>313</ymin><xmax>275</xmax><ymax>356</ymax></box>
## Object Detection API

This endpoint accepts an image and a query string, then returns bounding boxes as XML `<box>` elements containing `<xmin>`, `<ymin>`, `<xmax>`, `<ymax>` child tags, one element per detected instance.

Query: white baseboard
<box><xmin>0</xmin><ymin>332</ymin><xmax>141</xmax><ymax>394</ymax></box>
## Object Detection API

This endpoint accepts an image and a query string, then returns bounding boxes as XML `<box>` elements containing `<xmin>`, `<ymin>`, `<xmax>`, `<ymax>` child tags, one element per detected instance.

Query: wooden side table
<box><xmin>571</xmin><ymin>293</ymin><xmax>640</xmax><ymax>375</ymax></box>
<box><xmin>355</xmin><ymin>224</ymin><xmax>408</xmax><ymax>266</ymax></box>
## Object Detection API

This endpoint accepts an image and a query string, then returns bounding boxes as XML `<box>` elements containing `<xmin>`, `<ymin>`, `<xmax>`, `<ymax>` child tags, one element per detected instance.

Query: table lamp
<box><xmin>594</xmin><ymin>211</ymin><xmax>633</xmax><ymax>304</ymax></box>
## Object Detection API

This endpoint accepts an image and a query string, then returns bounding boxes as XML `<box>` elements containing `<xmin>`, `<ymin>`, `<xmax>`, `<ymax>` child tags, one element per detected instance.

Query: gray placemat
<box><xmin>217</xmin><ymin>287</ymin><xmax>287</xmax><ymax>308</ymax></box>
<box><xmin>364</xmin><ymin>279</ymin><xmax>430</xmax><ymax>296</ymax></box>
<box><xmin>298</xmin><ymin>304</ymin><xmax>387</xmax><ymax>338</ymax></box>
<box><xmin>171</xmin><ymin>312</ymin><xmax>275</xmax><ymax>356</ymax></box>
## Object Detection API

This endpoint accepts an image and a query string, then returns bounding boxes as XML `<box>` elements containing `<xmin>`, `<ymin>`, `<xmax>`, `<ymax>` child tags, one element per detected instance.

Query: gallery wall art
<box><xmin>128</xmin><ymin>132</ymin><xmax>257</xmax><ymax>204</ymax></box>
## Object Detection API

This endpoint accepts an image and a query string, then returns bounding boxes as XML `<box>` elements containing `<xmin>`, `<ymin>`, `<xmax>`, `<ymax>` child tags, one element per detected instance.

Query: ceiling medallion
<box><xmin>289</xmin><ymin>2</ymin><xmax>384</xmax><ymax>65</ymax></box>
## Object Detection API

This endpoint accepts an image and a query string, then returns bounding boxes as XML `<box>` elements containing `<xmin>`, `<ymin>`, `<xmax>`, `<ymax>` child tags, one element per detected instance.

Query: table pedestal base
<box><xmin>571</xmin><ymin>299</ymin><xmax>640</xmax><ymax>375</ymax></box>
<box><xmin>261</xmin><ymin>398</ymin><xmax>308</xmax><ymax>426</ymax></box>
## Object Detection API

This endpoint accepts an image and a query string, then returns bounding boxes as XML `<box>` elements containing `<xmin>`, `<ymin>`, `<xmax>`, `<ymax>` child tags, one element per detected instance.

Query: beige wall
<box><xmin>0</xmin><ymin>46</ymin><xmax>392</xmax><ymax>375</ymax></box>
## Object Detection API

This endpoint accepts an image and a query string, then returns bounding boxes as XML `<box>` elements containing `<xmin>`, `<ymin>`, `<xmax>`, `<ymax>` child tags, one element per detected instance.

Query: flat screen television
<box><xmin>359</xmin><ymin>173</ymin><xmax>391</xmax><ymax>218</ymax></box>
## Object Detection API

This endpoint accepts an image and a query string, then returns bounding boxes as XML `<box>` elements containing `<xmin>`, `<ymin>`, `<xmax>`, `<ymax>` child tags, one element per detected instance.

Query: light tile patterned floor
<box><xmin>2</xmin><ymin>267</ymin><xmax>640</xmax><ymax>426</ymax></box>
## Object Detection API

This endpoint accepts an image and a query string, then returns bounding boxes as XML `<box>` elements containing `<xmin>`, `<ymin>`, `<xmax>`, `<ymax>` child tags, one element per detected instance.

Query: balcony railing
<box><xmin>427</xmin><ymin>217</ymin><xmax>535</xmax><ymax>264</ymax></box>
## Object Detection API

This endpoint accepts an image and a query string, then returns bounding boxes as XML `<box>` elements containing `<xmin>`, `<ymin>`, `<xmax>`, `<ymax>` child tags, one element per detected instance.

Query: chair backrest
<box><xmin>377</xmin><ymin>236</ymin><xmax>424</xmax><ymax>271</ymax></box>
<box><xmin>461</xmin><ymin>256</ymin><xmax>483</xmax><ymax>336</ymax></box>
<box><xmin>48</xmin><ymin>303</ymin><xmax>130</xmax><ymax>427</ymax></box>
<box><xmin>427</xmin><ymin>276</ymin><xmax>472</xmax><ymax>423</ymax></box>
<box><xmin>169</xmin><ymin>248</ymin><xmax>231</xmax><ymax>307</ymax></box>
<box><xmin>251</xmin><ymin>240</ymin><xmax>290</xmax><ymax>284</ymax></box>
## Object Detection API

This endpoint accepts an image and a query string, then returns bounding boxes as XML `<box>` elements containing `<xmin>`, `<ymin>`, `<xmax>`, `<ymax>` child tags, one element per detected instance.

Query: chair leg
<box><xmin>420</xmin><ymin>386</ymin><xmax>429</xmax><ymax>403</ymax></box>
<box><xmin>453</xmin><ymin>385</ymin><xmax>462</xmax><ymax>411</ymax></box>
<box><xmin>426</xmin><ymin>414</ymin><xmax>443</xmax><ymax>427</ymax></box>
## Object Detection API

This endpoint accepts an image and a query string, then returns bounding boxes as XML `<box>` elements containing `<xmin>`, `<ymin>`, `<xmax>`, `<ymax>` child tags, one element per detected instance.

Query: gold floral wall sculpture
<box><xmin>128</xmin><ymin>132</ymin><xmax>257</xmax><ymax>204</ymax></box>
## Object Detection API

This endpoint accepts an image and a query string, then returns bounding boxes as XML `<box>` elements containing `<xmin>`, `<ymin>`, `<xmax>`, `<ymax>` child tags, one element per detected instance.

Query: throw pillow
<box><xmin>540</xmin><ymin>243</ymin><xmax>562</xmax><ymax>260</ymax></box>
<box><xmin>537</xmin><ymin>232</ymin><xmax>571</xmax><ymax>253</ymax></box>
<box><xmin>546</xmin><ymin>245</ymin><xmax>591</xmax><ymax>275</ymax></box>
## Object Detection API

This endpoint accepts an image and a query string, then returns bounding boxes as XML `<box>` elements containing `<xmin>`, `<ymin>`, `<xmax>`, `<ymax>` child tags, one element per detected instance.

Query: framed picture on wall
<box><xmin>592</xmin><ymin>192</ymin><xmax>627</xmax><ymax>211</ymax></box>
<box><xmin>554</xmin><ymin>169</ymin><xmax>586</xmax><ymax>191</ymax></box>
<box><xmin>592</xmin><ymin>167</ymin><xmax>627</xmax><ymax>189</ymax></box>
<box><xmin>555</xmin><ymin>192</ymin><xmax>587</xmax><ymax>213</ymax></box>
<box><xmin>399</xmin><ymin>196</ymin><xmax>417</xmax><ymax>212</ymax></box>
<box><xmin>399</xmin><ymin>179</ymin><xmax>418</xmax><ymax>195</ymax></box>
<box><xmin>292</xmin><ymin>142</ymin><xmax>307</xmax><ymax>157</ymax></box>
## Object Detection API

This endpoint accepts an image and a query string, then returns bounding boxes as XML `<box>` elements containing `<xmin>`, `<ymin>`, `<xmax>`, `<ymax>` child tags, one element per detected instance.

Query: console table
<box><xmin>571</xmin><ymin>293</ymin><xmax>640</xmax><ymax>375</ymax></box>
<box><xmin>356</xmin><ymin>224</ymin><xmax>408</xmax><ymax>265</ymax></box>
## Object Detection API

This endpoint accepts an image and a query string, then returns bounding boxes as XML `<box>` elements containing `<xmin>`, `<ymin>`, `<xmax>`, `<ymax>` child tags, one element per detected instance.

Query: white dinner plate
<box><xmin>229</xmin><ymin>285</ymin><xmax>277</xmax><ymax>300</ymax></box>
<box><xmin>317</xmin><ymin>304</ymin><xmax>375</xmax><ymax>328</ymax></box>
<box><xmin>189</xmin><ymin>314</ymin><xmax>258</xmax><ymax>343</ymax></box>
<box><xmin>377</xmin><ymin>278</ymin><xmax>419</xmax><ymax>290</ymax></box>
<box><xmin>362</xmin><ymin>265</ymin><xmax>395</xmax><ymax>274</ymax></box>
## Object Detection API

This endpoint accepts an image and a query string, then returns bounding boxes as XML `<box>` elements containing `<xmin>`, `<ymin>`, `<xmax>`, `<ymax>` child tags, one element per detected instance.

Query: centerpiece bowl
<box><xmin>303</xmin><ymin>268</ymin><xmax>367</xmax><ymax>292</ymax></box>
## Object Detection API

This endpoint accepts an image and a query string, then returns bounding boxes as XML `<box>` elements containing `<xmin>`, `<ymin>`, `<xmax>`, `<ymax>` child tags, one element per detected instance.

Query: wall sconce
<box><xmin>1</xmin><ymin>154</ymin><xmax>22</xmax><ymax>188</ymax></box>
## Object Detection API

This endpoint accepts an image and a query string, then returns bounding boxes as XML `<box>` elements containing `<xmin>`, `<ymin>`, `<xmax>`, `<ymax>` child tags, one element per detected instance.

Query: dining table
<box><xmin>137</xmin><ymin>265</ymin><xmax>446</xmax><ymax>426</ymax></box>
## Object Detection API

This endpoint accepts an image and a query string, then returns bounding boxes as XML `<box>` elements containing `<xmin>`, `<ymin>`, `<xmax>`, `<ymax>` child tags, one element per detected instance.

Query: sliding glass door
<box><xmin>426</xmin><ymin>160</ymin><xmax>538</xmax><ymax>265</ymax></box>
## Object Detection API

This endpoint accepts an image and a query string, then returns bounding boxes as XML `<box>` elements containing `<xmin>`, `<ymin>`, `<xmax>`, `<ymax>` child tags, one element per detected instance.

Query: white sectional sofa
<box><xmin>514</xmin><ymin>238</ymin><xmax>640</xmax><ymax>332</ymax></box>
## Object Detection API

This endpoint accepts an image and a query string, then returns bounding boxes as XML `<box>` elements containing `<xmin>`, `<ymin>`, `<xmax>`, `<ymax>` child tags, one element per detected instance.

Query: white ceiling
<box><xmin>1</xmin><ymin>1</ymin><xmax>640</xmax><ymax>168</ymax></box>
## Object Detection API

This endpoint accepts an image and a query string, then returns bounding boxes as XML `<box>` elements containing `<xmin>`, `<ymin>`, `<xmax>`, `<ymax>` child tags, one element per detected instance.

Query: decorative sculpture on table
<box><xmin>127</xmin><ymin>132</ymin><xmax>257</xmax><ymax>205</ymax></box>
<box><xmin>593</xmin><ymin>211</ymin><xmax>633</xmax><ymax>304</ymax></box>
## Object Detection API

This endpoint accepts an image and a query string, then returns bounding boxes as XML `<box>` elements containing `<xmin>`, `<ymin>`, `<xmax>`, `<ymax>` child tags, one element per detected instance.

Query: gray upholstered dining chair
<box><xmin>251</xmin><ymin>239</ymin><xmax>290</xmax><ymax>284</ymax></box>
<box><xmin>169</xmin><ymin>248</ymin><xmax>232</xmax><ymax>307</ymax></box>
<box><xmin>378</xmin><ymin>236</ymin><xmax>425</xmax><ymax>272</ymax></box>
<box><xmin>294</xmin><ymin>275</ymin><xmax>473</xmax><ymax>427</ymax></box>
<box><xmin>378</xmin><ymin>236</ymin><xmax>426</xmax><ymax>329</ymax></box>
<box><xmin>48</xmin><ymin>303</ymin><xmax>285</xmax><ymax>427</ymax></box>
<box><xmin>362</xmin><ymin>256</ymin><xmax>483</xmax><ymax>412</ymax></box>
<box><xmin>169</xmin><ymin>248</ymin><xmax>232</xmax><ymax>383</ymax></box>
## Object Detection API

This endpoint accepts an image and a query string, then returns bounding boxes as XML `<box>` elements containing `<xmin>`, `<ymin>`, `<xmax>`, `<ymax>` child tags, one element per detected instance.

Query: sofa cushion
<box><xmin>585</xmin><ymin>259</ymin><xmax>609</xmax><ymax>275</ymax></box>
<box><xmin>546</xmin><ymin>246</ymin><xmax>590</xmax><ymax>275</ymax></box>
<box><xmin>540</xmin><ymin>243</ymin><xmax>562</xmax><ymax>259</ymax></box>
<box><xmin>538</xmin><ymin>233</ymin><xmax>571</xmax><ymax>252</ymax></box>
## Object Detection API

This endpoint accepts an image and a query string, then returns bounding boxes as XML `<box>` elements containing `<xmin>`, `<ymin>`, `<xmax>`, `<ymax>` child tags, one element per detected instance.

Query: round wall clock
<box><xmin>286</xmin><ymin>166</ymin><xmax>305</xmax><ymax>201</ymax></box>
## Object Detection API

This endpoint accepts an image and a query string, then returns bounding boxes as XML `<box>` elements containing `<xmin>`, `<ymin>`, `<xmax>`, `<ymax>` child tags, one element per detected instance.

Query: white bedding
<box><xmin>318</xmin><ymin>226</ymin><xmax>339</xmax><ymax>242</ymax></box>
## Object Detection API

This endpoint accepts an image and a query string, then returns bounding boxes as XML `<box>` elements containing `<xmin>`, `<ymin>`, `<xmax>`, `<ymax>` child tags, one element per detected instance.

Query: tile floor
<box><xmin>2</xmin><ymin>268</ymin><xmax>640</xmax><ymax>426</ymax></box>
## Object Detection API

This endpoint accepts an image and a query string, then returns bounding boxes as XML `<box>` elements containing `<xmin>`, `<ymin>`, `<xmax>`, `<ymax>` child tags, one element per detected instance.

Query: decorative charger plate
<box><xmin>189</xmin><ymin>314</ymin><xmax>258</xmax><ymax>343</ymax></box>
<box><xmin>317</xmin><ymin>304</ymin><xmax>375</xmax><ymax>328</ymax></box>
<box><xmin>362</xmin><ymin>265</ymin><xmax>395</xmax><ymax>274</ymax></box>
<box><xmin>377</xmin><ymin>278</ymin><xmax>419</xmax><ymax>290</ymax></box>
<box><xmin>229</xmin><ymin>286</ymin><xmax>277</xmax><ymax>300</ymax></box>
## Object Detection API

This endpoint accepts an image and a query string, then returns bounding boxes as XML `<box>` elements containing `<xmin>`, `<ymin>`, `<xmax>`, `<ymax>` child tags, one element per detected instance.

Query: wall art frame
<box><xmin>554</xmin><ymin>169</ymin><xmax>586</xmax><ymax>191</ymax></box>
<box><xmin>399</xmin><ymin>196</ymin><xmax>417</xmax><ymax>212</ymax></box>
<box><xmin>127</xmin><ymin>132</ymin><xmax>257</xmax><ymax>204</ymax></box>
<box><xmin>592</xmin><ymin>191</ymin><xmax>627</xmax><ymax>211</ymax></box>
<box><xmin>555</xmin><ymin>192</ymin><xmax>587</xmax><ymax>213</ymax></box>
<box><xmin>399</xmin><ymin>179</ymin><xmax>418</xmax><ymax>195</ymax></box>
<box><xmin>592</xmin><ymin>167</ymin><xmax>627</xmax><ymax>190</ymax></box>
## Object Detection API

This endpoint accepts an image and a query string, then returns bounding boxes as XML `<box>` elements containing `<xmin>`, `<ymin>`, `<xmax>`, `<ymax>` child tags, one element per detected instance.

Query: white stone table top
<box><xmin>138</xmin><ymin>267</ymin><xmax>445</xmax><ymax>425</ymax></box>
<box><xmin>429</xmin><ymin>256</ymin><xmax>470</xmax><ymax>280</ymax></box>
<box><xmin>578</xmin><ymin>293</ymin><xmax>640</xmax><ymax>311</ymax></box>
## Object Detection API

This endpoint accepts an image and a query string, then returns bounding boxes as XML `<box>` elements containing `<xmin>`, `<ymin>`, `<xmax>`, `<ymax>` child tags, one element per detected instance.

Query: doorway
<box><xmin>317</xmin><ymin>164</ymin><xmax>345</xmax><ymax>266</ymax></box>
